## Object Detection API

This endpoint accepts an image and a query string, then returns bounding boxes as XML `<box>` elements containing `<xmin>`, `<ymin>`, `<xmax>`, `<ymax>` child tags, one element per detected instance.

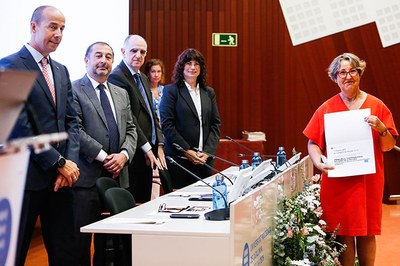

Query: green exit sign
<box><xmin>212</xmin><ymin>33</ymin><xmax>238</xmax><ymax>47</ymax></box>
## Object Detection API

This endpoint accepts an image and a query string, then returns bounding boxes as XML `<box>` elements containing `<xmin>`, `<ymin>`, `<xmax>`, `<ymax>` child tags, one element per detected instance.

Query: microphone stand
<box><xmin>225</xmin><ymin>136</ymin><xmax>256</xmax><ymax>154</ymax></box>
<box><xmin>237</xmin><ymin>153</ymin><xmax>276</xmax><ymax>159</ymax></box>
<box><xmin>166</xmin><ymin>156</ymin><xmax>230</xmax><ymax>221</ymax></box>
<box><xmin>192</xmin><ymin>147</ymin><xmax>239</xmax><ymax>167</ymax></box>
<box><xmin>192</xmin><ymin>147</ymin><xmax>236</xmax><ymax>185</ymax></box>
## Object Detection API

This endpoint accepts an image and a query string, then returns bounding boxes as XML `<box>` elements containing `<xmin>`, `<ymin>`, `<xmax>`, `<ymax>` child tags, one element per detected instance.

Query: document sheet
<box><xmin>324</xmin><ymin>108</ymin><xmax>376</xmax><ymax>177</ymax></box>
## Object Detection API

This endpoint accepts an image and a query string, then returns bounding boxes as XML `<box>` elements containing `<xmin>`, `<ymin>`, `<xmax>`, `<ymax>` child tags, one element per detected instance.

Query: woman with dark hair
<box><xmin>159</xmin><ymin>48</ymin><xmax>221</xmax><ymax>188</ymax></box>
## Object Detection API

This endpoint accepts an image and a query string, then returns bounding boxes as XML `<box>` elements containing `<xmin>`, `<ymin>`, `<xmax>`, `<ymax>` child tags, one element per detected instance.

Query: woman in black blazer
<box><xmin>160</xmin><ymin>48</ymin><xmax>221</xmax><ymax>189</ymax></box>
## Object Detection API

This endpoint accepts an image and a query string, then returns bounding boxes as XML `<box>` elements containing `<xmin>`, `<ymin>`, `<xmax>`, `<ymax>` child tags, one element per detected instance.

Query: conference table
<box><xmin>81</xmin><ymin>157</ymin><xmax>313</xmax><ymax>266</ymax></box>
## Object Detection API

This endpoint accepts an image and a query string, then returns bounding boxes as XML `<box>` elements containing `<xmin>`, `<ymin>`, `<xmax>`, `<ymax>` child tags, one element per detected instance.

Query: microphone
<box><xmin>192</xmin><ymin>147</ymin><xmax>239</xmax><ymax>167</ymax></box>
<box><xmin>237</xmin><ymin>153</ymin><xmax>276</xmax><ymax>158</ymax></box>
<box><xmin>225</xmin><ymin>136</ymin><xmax>256</xmax><ymax>154</ymax></box>
<box><xmin>166</xmin><ymin>156</ymin><xmax>230</xmax><ymax>221</ymax></box>
<box><xmin>173</xmin><ymin>144</ymin><xmax>234</xmax><ymax>185</ymax></box>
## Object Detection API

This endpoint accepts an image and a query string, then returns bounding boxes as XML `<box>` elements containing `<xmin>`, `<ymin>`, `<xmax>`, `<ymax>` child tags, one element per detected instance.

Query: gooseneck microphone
<box><xmin>237</xmin><ymin>153</ymin><xmax>276</xmax><ymax>158</ymax></box>
<box><xmin>192</xmin><ymin>147</ymin><xmax>239</xmax><ymax>167</ymax></box>
<box><xmin>172</xmin><ymin>144</ymin><xmax>234</xmax><ymax>185</ymax></box>
<box><xmin>166</xmin><ymin>156</ymin><xmax>230</xmax><ymax>221</ymax></box>
<box><xmin>225</xmin><ymin>136</ymin><xmax>256</xmax><ymax>154</ymax></box>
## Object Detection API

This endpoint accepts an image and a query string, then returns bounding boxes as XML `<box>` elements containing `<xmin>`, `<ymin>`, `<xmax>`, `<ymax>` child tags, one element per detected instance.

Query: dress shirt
<box><xmin>122</xmin><ymin>60</ymin><xmax>152</xmax><ymax>153</ymax></box>
<box><xmin>86</xmin><ymin>74</ymin><xmax>129</xmax><ymax>162</ymax></box>
<box><xmin>184</xmin><ymin>80</ymin><xmax>203</xmax><ymax>150</ymax></box>
<box><xmin>25</xmin><ymin>43</ymin><xmax>55</xmax><ymax>88</ymax></box>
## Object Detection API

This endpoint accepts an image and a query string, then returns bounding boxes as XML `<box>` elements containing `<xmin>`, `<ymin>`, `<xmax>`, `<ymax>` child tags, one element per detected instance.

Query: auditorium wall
<box><xmin>128</xmin><ymin>0</ymin><xmax>400</xmax><ymax>200</ymax></box>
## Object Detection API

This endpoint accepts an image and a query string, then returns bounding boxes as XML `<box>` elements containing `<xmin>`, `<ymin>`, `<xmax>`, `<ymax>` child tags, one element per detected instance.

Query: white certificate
<box><xmin>324</xmin><ymin>108</ymin><xmax>376</xmax><ymax>177</ymax></box>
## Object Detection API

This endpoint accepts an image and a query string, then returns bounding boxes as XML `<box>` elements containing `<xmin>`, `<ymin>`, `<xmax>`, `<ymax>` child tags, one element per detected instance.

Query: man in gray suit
<box><xmin>71</xmin><ymin>42</ymin><xmax>137</xmax><ymax>266</ymax></box>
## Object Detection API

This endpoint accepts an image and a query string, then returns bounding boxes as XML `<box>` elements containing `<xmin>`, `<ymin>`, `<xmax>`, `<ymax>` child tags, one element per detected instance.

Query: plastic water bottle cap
<box><xmin>215</xmin><ymin>174</ymin><xmax>224</xmax><ymax>181</ymax></box>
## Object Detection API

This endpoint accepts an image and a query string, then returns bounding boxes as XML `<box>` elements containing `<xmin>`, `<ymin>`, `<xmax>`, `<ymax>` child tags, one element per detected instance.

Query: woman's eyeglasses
<box><xmin>337</xmin><ymin>68</ymin><xmax>358</xmax><ymax>79</ymax></box>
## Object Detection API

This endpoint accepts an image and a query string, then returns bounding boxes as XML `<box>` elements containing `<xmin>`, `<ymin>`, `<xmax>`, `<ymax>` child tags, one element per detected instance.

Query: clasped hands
<box><xmin>54</xmin><ymin>159</ymin><xmax>80</xmax><ymax>192</ymax></box>
<box><xmin>185</xmin><ymin>149</ymin><xmax>208</xmax><ymax>165</ymax></box>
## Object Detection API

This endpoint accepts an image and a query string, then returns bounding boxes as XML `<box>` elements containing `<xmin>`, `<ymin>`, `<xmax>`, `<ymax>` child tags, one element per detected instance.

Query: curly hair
<box><xmin>143</xmin><ymin>59</ymin><xmax>166</xmax><ymax>84</ymax></box>
<box><xmin>172</xmin><ymin>48</ymin><xmax>207</xmax><ymax>88</ymax></box>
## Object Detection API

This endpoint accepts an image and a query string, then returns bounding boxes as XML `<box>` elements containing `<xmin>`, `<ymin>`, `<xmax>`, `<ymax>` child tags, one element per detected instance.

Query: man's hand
<box><xmin>103</xmin><ymin>153</ymin><xmax>128</xmax><ymax>179</ymax></box>
<box><xmin>57</xmin><ymin>160</ymin><xmax>80</xmax><ymax>186</ymax></box>
<box><xmin>157</xmin><ymin>145</ymin><xmax>167</xmax><ymax>170</ymax></box>
<box><xmin>54</xmin><ymin>173</ymin><xmax>70</xmax><ymax>192</ymax></box>
<box><xmin>144</xmin><ymin>150</ymin><xmax>162</xmax><ymax>170</ymax></box>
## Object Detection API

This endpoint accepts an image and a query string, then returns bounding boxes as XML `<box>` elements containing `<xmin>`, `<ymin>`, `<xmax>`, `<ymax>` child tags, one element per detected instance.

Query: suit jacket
<box><xmin>108</xmin><ymin>61</ymin><xmax>163</xmax><ymax>148</ymax></box>
<box><xmin>159</xmin><ymin>83</ymin><xmax>221</xmax><ymax>156</ymax></box>
<box><xmin>0</xmin><ymin>46</ymin><xmax>80</xmax><ymax>190</ymax></box>
<box><xmin>71</xmin><ymin>75</ymin><xmax>137</xmax><ymax>188</ymax></box>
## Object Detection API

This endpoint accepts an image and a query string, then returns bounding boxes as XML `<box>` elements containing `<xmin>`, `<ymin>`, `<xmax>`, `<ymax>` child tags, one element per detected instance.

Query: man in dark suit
<box><xmin>108</xmin><ymin>35</ymin><xmax>166</xmax><ymax>203</ymax></box>
<box><xmin>72</xmin><ymin>42</ymin><xmax>137</xmax><ymax>265</ymax></box>
<box><xmin>0</xmin><ymin>6</ymin><xmax>80</xmax><ymax>266</ymax></box>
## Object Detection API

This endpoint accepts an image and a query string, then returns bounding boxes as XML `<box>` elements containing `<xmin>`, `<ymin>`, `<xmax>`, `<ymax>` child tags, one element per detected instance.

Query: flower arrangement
<box><xmin>273</xmin><ymin>175</ymin><xmax>345</xmax><ymax>265</ymax></box>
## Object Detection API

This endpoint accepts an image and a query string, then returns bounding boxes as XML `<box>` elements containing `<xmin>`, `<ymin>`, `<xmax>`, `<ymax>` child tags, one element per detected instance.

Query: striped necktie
<box><xmin>40</xmin><ymin>57</ymin><xmax>56</xmax><ymax>104</ymax></box>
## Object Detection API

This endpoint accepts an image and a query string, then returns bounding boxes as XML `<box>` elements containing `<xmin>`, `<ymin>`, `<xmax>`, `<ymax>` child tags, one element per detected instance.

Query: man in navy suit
<box><xmin>72</xmin><ymin>42</ymin><xmax>137</xmax><ymax>265</ymax></box>
<box><xmin>108</xmin><ymin>35</ymin><xmax>167</xmax><ymax>203</ymax></box>
<box><xmin>0</xmin><ymin>6</ymin><xmax>80</xmax><ymax>266</ymax></box>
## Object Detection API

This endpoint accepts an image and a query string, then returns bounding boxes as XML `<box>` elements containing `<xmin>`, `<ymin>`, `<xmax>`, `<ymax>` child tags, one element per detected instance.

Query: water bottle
<box><xmin>239</xmin><ymin>159</ymin><xmax>250</xmax><ymax>170</ymax></box>
<box><xmin>251</xmin><ymin>152</ymin><xmax>262</xmax><ymax>170</ymax></box>
<box><xmin>276</xmin><ymin>146</ymin><xmax>287</xmax><ymax>168</ymax></box>
<box><xmin>212</xmin><ymin>175</ymin><xmax>228</xmax><ymax>210</ymax></box>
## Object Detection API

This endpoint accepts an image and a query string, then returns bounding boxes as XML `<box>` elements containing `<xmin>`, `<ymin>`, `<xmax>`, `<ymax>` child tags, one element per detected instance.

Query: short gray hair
<box><xmin>327</xmin><ymin>53</ymin><xmax>366</xmax><ymax>82</ymax></box>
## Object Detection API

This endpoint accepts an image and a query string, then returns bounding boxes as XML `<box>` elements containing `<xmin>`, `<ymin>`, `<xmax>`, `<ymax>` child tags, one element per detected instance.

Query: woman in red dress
<box><xmin>303</xmin><ymin>53</ymin><xmax>398</xmax><ymax>266</ymax></box>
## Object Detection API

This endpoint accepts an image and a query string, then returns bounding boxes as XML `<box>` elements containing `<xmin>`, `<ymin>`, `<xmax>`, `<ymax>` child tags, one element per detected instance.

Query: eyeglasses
<box><xmin>130</xmin><ymin>48</ymin><xmax>147</xmax><ymax>56</ymax></box>
<box><xmin>158</xmin><ymin>203</ymin><xmax>190</xmax><ymax>213</ymax></box>
<box><xmin>337</xmin><ymin>68</ymin><xmax>358</xmax><ymax>79</ymax></box>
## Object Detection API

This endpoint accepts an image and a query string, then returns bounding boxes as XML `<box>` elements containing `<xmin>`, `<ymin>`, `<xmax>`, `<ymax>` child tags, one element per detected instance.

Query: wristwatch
<box><xmin>55</xmin><ymin>155</ymin><xmax>66</xmax><ymax>168</ymax></box>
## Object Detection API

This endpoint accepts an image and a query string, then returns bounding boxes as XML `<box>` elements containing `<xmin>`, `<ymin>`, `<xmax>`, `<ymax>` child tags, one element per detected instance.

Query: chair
<box><xmin>104</xmin><ymin>187</ymin><xmax>136</xmax><ymax>215</ymax></box>
<box><xmin>152</xmin><ymin>169</ymin><xmax>174</xmax><ymax>197</ymax></box>
<box><xmin>95</xmin><ymin>177</ymin><xmax>121</xmax><ymax>265</ymax></box>
<box><xmin>96</xmin><ymin>177</ymin><xmax>120</xmax><ymax>215</ymax></box>
<box><xmin>104</xmin><ymin>187</ymin><xmax>136</xmax><ymax>266</ymax></box>
<box><xmin>159</xmin><ymin>169</ymin><xmax>174</xmax><ymax>195</ymax></box>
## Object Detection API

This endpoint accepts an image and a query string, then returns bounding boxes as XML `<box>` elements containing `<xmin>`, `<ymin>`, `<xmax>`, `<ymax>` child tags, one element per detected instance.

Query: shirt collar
<box><xmin>25</xmin><ymin>43</ymin><xmax>49</xmax><ymax>64</ymax></box>
<box><xmin>122</xmin><ymin>60</ymin><xmax>141</xmax><ymax>76</ymax></box>
<box><xmin>86</xmin><ymin>74</ymin><xmax>109</xmax><ymax>90</ymax></box>
<box><xmin>184</xmin><ymin>80</ymin><xmax>200</xmax><ymax>96</ymax></box>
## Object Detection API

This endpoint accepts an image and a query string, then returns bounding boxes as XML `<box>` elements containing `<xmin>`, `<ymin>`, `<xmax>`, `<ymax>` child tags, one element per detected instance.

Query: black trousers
<box><xmin>73</xmin><ymin>186</ymin><xmax>106</xmax><ymax>266</ymax></box>
<box><xmin>166</xmin><ymin>156</ymin><xmax>214</xmax><ymax>189</ymax></box>
<box><xmin>16</xmin><ymin>186</ymin><xmax>77</xmax><ymax>266</ymax></box>
<box><xmin>128</xmin><ymin>149</ymin><xmax>154</xmax><ymax>203</ymax></box>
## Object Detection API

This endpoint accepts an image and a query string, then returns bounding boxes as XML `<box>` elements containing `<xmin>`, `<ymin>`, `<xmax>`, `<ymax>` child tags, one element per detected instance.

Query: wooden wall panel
<box><xmin>129</xmin><ymin>0</ymin><xmax>400</xmax><ymax>197</ymax></box>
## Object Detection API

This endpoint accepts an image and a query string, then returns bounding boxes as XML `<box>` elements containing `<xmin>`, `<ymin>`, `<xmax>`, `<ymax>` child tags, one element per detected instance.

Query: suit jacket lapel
<box><xmin>81</xmin><ymin>76</ymin><xmax>108</xmax><ymax>128</ymax></box>
<box><xmin>119</xmin><ymin>62</ymin><xmax>151</xmax><ymax>116</ymax></box>
<box><xmin>200</xmin><ymin>87</ymin><xmax>210</xmax><ymax>124</ymax></box>
<box><xmin>180</xmin><ymin>85</ymin><xmax>199</xmax><ymax>119</ymax></box>
<box><xmin>108</xmin><ymin>82</ymin><xmax>123</xmax><ymax>133</ymax></box>
<box><xmin>19</xmin><ymin>47</ymin><xmax>56</xmax><ymax>109</ymax></box>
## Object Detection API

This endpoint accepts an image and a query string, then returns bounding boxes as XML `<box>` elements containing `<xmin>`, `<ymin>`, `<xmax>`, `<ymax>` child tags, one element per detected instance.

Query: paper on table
<box><xmin>324</xmin><ymin>108</ymin><xmax>376</xmax><ymax>177</ymax></box>
<box><xmin>104</xmin><ymin>218</ymin><xmax>166</xmax><ymax>225</ymax></box>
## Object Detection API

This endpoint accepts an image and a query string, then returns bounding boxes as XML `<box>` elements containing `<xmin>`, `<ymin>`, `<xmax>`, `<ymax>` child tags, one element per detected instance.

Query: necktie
<box><xmin>134</xmin><ymin>74</ymin><xmax>156</xmax><ymax>144</ymax></box>
<box><xmin>40</xmin><ymin>57</ymin><xmax>56</xmax><ymax>104</ymax></box>
<box><xmin>98</xmin><ymin>84</ymin><xmax>120</xmax><ymax>153</ymax></box>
